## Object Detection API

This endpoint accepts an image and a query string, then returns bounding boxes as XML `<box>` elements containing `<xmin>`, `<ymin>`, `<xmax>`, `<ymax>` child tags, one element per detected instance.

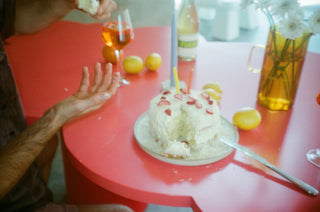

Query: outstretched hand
<box><xmin>54</xmin><ymin>62</ymin><xmax>120</xmax><ymax>125</ymax></box>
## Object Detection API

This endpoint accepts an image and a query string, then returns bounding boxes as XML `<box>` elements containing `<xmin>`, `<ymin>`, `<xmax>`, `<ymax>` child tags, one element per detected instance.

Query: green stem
<box><xmin>282</xmin><ymin>67</ymin><xmax>291</xmax><ymax>99</ymax></box>
<box><xmin>294</xmin><ymin>34</ymin><xmax>311</xmax><ymax>52</ymax></box>
<box><xmin>263</xmin><ymin>38</ymin><xmax>291</xmax><ymax>97</ymax></box>
<box><xmin>262</xmin><ymin>10</ymin><xmax>275</xmax><ymax>31</ymax></box>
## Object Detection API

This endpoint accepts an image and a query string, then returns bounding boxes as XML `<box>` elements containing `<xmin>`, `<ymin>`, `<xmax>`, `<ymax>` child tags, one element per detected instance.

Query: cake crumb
<box><xmin>78</xmin><ymin>0</ymin><xmax>99</xmax><ymax>15</ymax></box>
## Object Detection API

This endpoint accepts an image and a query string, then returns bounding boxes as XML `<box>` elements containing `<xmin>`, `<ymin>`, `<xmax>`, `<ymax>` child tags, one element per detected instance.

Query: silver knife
<box><xmin>220</xmin><ymin>138</ymin><xmax>319</xmax><ymax>196</ymax></box>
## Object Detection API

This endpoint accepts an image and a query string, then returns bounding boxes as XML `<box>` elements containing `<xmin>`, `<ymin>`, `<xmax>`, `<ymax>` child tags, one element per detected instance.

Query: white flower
<box><xmin>271</xmin><ymin>0</ymin><xmax>300</xmax><ymax>18</ymax></box>
<box><xmin>308</xmin><ymin>9</ymin><xmax>320</xmax><ymax>34</ymax></box>
<box><xmin>256</xmin><ymin>0</ymin><xmax>272</xmax><ymax>10</ymax></box>
<box><xmin>279</xmin><ymin>16</ymin><xmax>307</xmax><ymax>39</ymax></box>
<box><xmin>240</xmin><ymin>0</ymin><xmax>254</xmax><ymax>9</ymax></box>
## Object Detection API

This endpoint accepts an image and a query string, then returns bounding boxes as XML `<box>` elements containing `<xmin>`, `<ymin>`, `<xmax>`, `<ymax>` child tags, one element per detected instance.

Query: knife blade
<box><xmin>220</xmin><ymin>138</ymin><xmax>319</xmax><ymax>196</ymax></box>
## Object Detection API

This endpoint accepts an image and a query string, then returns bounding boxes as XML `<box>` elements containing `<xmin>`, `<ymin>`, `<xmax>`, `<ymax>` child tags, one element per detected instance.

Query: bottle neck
<box><xmin>178</xmin><ymin>0</ymin><xmax>199</xmax><ymax>27</ymax></box>
<box><xmin>180</xmin><ymin>0</ymin><xmax>195</xmax><ymax>8</ymax></box>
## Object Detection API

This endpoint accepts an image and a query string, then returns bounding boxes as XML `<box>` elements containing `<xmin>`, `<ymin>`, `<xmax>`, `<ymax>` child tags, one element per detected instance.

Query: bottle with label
<box><xmin>177</xmin><ymin>0</ymin><xmax>199</xmax><ymax>61</ymax></box>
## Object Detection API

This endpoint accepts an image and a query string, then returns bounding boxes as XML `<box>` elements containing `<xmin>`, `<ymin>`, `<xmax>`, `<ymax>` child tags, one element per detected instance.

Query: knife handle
<box><xmin>220</xmin><ymin>138</ymin><xmax>319</xmax><ymax>196</ymax></box>
<box><xmin>266</xmin><ymin>164</ymin><xmax>319</xmax><ymax>196</ymax></box>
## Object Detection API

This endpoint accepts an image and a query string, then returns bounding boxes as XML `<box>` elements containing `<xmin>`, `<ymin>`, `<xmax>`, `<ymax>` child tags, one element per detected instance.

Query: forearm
<box><xmin>0</xmin><ymin>63</ymin><xmax>119</xmax><ymax>199</ymax></box>
<box><xmin>14</xmin><ymin>0</ymin><xmax>75</xmax><ymax>34</ymax></box>
<box><xmin>0</xmin><ymin>106</ymin><xmax>63</xmax><ymax>199</ymax></box>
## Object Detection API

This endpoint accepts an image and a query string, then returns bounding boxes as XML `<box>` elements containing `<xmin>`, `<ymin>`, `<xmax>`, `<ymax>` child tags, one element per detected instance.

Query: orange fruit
<box><xmin>102</xmin><ymin>46</ymin><xmax>123</xmax><ymax>64</ymax></box>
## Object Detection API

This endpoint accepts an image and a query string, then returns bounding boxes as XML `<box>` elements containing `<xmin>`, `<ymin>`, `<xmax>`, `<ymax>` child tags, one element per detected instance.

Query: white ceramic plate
<box><xmin>134</xmin><ymin>112</ymin><xmax>239</xmax><ymax>166</ymax></box>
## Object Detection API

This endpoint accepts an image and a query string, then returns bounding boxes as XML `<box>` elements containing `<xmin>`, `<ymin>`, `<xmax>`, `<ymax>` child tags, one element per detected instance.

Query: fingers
<box><xmin>90</xmin><ymin>63</ymin><xmax>103</xmax><ymax>92</ymax></box>
<box><xmin>79</xmin><ymin>62</ymin><xmax>120</xmax><ymax>102</ymax></box>
<box><xmin>94</xmin><ymin>0</ymin><xmax>116</xmax><ymax>20</ymax></box>
<box><xmin>96</xmin><ymin>63</ymin><xmax>113</xmax><ymax>92</ymax></box>
<box><xmin>91</xmin><ymin>62</ymin><xmax>119</xmax><ymax>93</ymax></box>
<box><xmin>94</xmin><ymin>63</ymin><xmax>120</xmax><ymax>96</ymax></box>
<box><xmin>61</xmin><ymin>62</ymin><xmax>120</xmax><ymax>122</ymax></box>
<box><xmin>106</xmin><ymin>71</ymin><xmax>120</xmax><ymax>96</ymax></box>
<box><xmin>78</xmin><ymin>67</ymin><xmax>90</xmax><ymax>92</ymax></box>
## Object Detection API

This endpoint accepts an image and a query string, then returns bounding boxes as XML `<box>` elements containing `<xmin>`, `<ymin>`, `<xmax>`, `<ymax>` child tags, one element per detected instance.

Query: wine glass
<box><xmin>306</xmin><ymin>92</ymin><xmax>320</xmax><ymax>168</ymax></box>
<box><xmin>101</xmin><ymin>7</ymin><xmax>134</xmax><ymax>86</ymax></box>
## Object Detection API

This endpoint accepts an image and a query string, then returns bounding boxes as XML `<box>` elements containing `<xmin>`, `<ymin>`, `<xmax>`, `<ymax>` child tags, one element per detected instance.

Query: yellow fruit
<box><xmin>123</xmin><ymin>56</ymin><xmax>144</xmax><ymax>74</ymax></box>
<box><xmin>145</xmin><ymin>53</ymin><xmax>162</xmax><ymax>71</ymax></box>
<box><xmin>233</xmin><ymin>107</ymin><xmax>261</xmax><ymax>130</ymax></box>
<box><xmin>203</xmin><ymin>82</ymin><xmax>223</xmax><ymax>94</ymax></box>
<box><xmin>203</xmin><ymin>88</ymin><xmax>222</xmax><ymax>101</ymax></box>
<box><xmin>102</xmin><ymin>46</ymin><xmax>123</xmax><ymax>64</ymax></box>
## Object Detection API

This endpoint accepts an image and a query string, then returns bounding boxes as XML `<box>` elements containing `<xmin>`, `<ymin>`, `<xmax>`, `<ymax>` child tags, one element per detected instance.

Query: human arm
<box><xmin>14</xmin><ymin>0</ymin><xmax>116</xmax><ymax>35</ymax></box>
<box><xmin>0</xmin><ymin>63</ymin><xmax>120</xmax><ymax>199</ymax></box>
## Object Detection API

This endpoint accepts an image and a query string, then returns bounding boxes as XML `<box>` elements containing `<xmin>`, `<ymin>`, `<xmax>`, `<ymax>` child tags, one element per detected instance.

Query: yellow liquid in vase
<box><xmin>258</xmin><ymin>94</ymin><xmax>292</xmax><ymax>111</ymax></box>
<box><xmin>256</xmin><ymin>28</ymin><xmax>310</xmax><ymax>111</ymax></box>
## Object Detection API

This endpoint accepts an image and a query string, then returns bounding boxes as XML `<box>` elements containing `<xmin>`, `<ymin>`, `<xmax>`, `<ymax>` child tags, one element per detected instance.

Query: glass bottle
<box><xmin>177</xmin><ymin>0</ymin><xmax>199</xmax><ymax>61</ymax></box>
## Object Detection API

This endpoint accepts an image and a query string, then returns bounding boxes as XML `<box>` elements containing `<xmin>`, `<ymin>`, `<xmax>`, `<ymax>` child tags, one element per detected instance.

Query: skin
<box><xmin>0</xmin><ymin>63</ymin><xmax>120</xmax><ymax>199</ymax></box>
<box><xmin>0</xmin><ymin>1</ymin><xmax>133</xmax><ymax>211</ymax></box>
<box><xmin>14</xmin><ymin>0</ymin><xmax>117</xmax><ymax>34</ymax></box>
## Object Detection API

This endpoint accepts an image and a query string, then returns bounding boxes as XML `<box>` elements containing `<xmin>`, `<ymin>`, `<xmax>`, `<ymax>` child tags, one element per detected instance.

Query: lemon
<box><xmin>203</xmin><ymin>88</ymin><xmax>222</xmax><ymax>101</ymax></box>
<box><xmin>123</xmin><ymin>56</ymin><xmax>144</xmax><ymax>74</ymax></box>
<box><xmin>145</xmin><ymin>53</ymin><xmax>162</xmax><ymax>71</ymax></box>
<box><xmin>233</xmin><ymin>107</ymin><xmax>261</xmax><ymax>130</ymax></box>
<box><xmin>203</xmin><ymin>82</ymin><xmax>223</xmax><ymax>94</ymax></box>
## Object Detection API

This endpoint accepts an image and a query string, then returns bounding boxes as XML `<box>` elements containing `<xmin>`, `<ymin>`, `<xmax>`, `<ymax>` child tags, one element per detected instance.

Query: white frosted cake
<box><xmin>148</xmin><ymin>84</ymin><xmax>221</xmax><ymax>159</ymax></box>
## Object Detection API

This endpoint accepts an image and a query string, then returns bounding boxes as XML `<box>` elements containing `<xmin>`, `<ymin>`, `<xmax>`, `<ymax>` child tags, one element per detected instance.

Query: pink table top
<box><xmin>6</xmin><ymin>21</ymin><xmax>320</xmax><ymax>212</ymax></box>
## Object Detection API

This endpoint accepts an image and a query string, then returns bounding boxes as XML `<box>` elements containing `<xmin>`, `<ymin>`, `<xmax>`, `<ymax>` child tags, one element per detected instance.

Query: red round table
<box><xmin>6</xmin><ymin>21</ymin><xmax>320</xmax><ymax>212</ymax></box>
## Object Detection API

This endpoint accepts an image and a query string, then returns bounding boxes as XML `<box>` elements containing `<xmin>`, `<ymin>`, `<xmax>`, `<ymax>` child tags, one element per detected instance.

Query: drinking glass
<box><xmin>306</xmin><ymin>92</ymin><xmax>320</xmax><ymax>168</ymax></box>
<box><xmin>101</xmin><ymin>7</ymin><xmax>134</xmax><ymax>86</ymax></box>
<box><xmin>307</xmin><ymin>149</ymin><xmax>320</xmax><ymax>168</ymax></box>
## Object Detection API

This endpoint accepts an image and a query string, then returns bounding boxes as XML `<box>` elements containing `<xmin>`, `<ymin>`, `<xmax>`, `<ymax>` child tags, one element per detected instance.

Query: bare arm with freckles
<box><xmin>0</xmin><ymin>63</ymin><xmax>120</xmax><ymax>199</ymax></box>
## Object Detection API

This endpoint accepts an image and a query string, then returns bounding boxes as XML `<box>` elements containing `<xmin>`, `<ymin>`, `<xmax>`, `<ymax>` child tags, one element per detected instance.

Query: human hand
<box><xmin>74</xmin><ymin>0</ymin><xmax>116</xmax><ymax>20</ymax></box>
<box><xmin>54</xmin><ymin>62</ymin><xmax>120</xmax><ymax>125</ymax></box>
<box><xmin>93</xmin><ymin>0</ymin><xmax>116</xmax><ymax>20</ymax></box>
